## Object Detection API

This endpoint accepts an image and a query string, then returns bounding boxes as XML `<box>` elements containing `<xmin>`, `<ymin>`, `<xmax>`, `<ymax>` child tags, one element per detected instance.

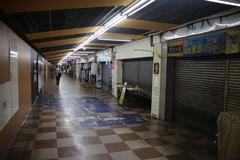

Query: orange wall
<box><xmin>0</xmin><ymin>23</ymin><xmax>32</xmax><ymax>159</ymax></box>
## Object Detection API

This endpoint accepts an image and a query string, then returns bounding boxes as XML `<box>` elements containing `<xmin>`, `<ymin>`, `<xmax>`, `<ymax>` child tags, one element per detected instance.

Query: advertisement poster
<box><xmin>167</xmin><ymin>40</ymin><xmax>184</xmax><ymax>57</ymax></box>
<box><xmin>183</xmin><ymin>32</ymin><xmax>226</xmax><ymax>56</ymax></box>
<box><xmin>226</xmin><ymin>27</ymin><xmax>240</xmax><ymax>54</ymax></box>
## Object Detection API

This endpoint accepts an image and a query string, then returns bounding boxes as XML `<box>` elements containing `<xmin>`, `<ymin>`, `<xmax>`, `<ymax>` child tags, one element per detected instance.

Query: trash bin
<box><xmin>218</xmin><ymin>111</ymin><xmax>240</xmax><ymax>160</ymax></box>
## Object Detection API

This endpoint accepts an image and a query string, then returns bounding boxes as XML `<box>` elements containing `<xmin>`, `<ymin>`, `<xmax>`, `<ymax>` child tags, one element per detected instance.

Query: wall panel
<box><xmin>0</xmin><ymin>21</ymin><xmax>10</xmax><ymax>84</ymax></box>
<box><xmin>0</xmin><ymin>27</ymin><xmax>32</xmax><ymax>159</ymax></box>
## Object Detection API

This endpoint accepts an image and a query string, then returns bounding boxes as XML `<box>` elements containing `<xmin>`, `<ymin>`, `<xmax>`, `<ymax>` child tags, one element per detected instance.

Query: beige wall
<box><xmin>115</xmin><ymin>37</ymin><xmax>153</xmax><ymax>60</ymax></box>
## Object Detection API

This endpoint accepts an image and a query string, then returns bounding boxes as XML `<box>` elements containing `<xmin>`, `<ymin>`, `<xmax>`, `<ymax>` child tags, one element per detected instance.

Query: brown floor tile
<box><xmin>145</xmin><ymin>137</ymin><xmax>169</xmax><ymax>146</ymax></box>
<box><xmin>58</xmin><ymin>146</ymin><xmax>82</xmax><ymax>158</ymax></box>
<box><xmin>167</xmin><ymin>153</ymin><xmax>194</xmax><ymax>160</ymax></box>
<box><xmin>42</xmin><ymin>112</ymin><xmax>55</xmax><ymax>115</ymax></box>
<box><xmin>130</xmin><ymin>126</ymin><xmax>149</xmax><ymax>132</ymax></box>
<box><xmin>57</xmin><ymin>132</ymin><xmax>72</xmax><ymax>138</ymax></box>
<box><xmin>162</xmin><ymin>123</ymin><xmax>179</xmax><ymax>129</ymax></box>
<box><xmin>118</xmin><ymin>133</ymin><xmax>141</xmax><ymax>141</ymax></box>
<box><xmin>156</xmin><ymin>129</ymin><xmax>175</xmax><ymax>137</ymax></box>
<box><xmin>84</xmin><ymin>153</ymin><xmax>113</xmax><ymax>160</ymax></box>
<box><xmin>104</xmin><ymin>142</ymin><xmax>130</xmax><ymax>152</ymax></box>
<box><xmin>38</xmin><ymin>127</ymin><xmax>56</xmax><ymax>133</ymax></box>
<box><xmin>176</xmin><ymin>142</ymin><xmax>201</xmax><ymax>151</ymax></box>
<box><xmin>40</xmin><ymin>119</ymin><xmax>56</xmax><ymax>123</ymax></box>
<box><xmin>80</xmin><ymin>136</ymin><xmax>102</xmax><ymax>145</ymax></box>
<box><xmin>17</xmin><ymin>134</ymin><xmax>35</xmax><ymax>141</ymax></box>
<box><xmin>24</xmin><ymin>123</ymin><xmax>39</xmax><ymax>128</ymax></box>
<box><xmin>96</xmin><ymin>129</ymin><xmax>115</xmax><ymax>136</ymax></box>
<box><xmin>33</xmin><ymin>139</ymin><xmax>57</xmax><ymax>149</ymax></box>
<box><xmin>180</xmin><ymin>133</ymin><xmax>202</xmax><ymax>141</ymax></box>
<box><xmin>133</xmin><ymin>147</ymin><xmax>163</xmax><ymax>159</ymax></box>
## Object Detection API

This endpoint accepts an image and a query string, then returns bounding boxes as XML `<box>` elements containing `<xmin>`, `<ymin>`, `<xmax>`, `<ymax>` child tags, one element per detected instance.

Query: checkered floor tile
<box><xmin>6</xmin><ymin>76</ymin><xmax>217</xmax><ymax>160</ymax></box>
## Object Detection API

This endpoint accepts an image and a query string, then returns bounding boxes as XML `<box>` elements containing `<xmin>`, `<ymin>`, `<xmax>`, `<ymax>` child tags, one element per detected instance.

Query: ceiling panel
<box><xmin>130</xmin><ymin>0</ymin><xmax>233</xmax><ymax>24</ymax></box>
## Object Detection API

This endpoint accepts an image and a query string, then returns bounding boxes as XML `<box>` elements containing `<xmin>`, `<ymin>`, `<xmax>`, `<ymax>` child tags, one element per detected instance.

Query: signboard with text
<box><xmin>167</xmin><ymin>40</ymin><xmax>184</xmax><ymax>57</ymax></box>
<box><xmin>183</xmin><ymin>32</ymin><xmax>226</xmax><ymax>57</ymax></box>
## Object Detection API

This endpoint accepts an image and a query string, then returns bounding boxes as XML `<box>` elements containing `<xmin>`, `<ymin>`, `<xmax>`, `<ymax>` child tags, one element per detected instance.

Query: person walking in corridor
<box><xmin>56</xmin><ymin>67</ymin><xmax>62</xmax><ymax>85</ymax></box>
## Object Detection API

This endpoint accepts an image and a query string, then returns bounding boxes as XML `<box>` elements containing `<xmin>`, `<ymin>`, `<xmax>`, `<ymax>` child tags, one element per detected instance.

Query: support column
<box><xmin>112</xmin><ymin>60</ymin><xmax>122</xmax><ymax>97</ymax></box>
<box><xmin>151</xmin><ymin>42</ymin><xmax>167</xmax><ymax>120</ymax></box>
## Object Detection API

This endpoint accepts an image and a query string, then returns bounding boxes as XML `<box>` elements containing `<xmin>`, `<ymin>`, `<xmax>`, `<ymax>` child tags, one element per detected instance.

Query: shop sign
<box><xmin>183</xmin><ymin>32</ymin><xmax>226</xmax><ymax>56</ymax></box>
<box><xmin>226</xmin><ymin>27</ymin><xmax>240</xmax><ymax>54</ymax></box>
<box><xmin>167</xmin><ymin>40</ymin><xmax>184</xmax><ymax>57</ymax></box>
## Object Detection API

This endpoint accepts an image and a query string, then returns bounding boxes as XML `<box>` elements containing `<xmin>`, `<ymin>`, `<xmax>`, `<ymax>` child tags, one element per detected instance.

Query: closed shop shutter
<box><xmin>139</xmin><ymin>59</ymin><xmax>153</xmax><ymax>96</ymax></box>
<box><xmin>226</xmin><ymin>58</ymin><xmax>240</xmax><ymax>111</ymax></box>
<box><xmin>123</xmin><ymin>60</ymin><xmax>138</xmax><ymax>86</ymax></box>
<box><xmin>102</xmin><ymin>62</ymin><xmax>111</xmax><ymax>86</ymax></box>
<box><xmin>123</xmin><ymin>58</ymin><xmax>153</xmax><ymax>97</ymax></box>
<box><xmin>174</xmin><ymin>58</ymin><xmax>226</xmax><ymax>135</ymax></box>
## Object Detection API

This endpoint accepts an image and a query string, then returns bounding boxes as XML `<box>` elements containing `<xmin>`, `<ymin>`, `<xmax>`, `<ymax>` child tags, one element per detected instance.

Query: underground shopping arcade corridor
<box><xmin>1</xmin><ymin>0</ymin><xmax>240</xmax><ymax>160</ymax></box>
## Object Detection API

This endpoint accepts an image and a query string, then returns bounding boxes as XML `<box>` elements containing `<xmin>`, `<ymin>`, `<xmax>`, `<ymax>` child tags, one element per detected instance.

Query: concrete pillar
<box><xmin>112</xmin><ymin>60</ymin><xmax>122</xmax><ymax>97</ymax></box>
<box><xmin>151</xmin><ymin>42</ymin><xmax>168</xmax><ymax>120</ymax></box>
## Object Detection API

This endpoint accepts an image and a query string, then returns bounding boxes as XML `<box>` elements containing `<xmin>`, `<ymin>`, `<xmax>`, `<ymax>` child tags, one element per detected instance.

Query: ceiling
<box><xmin>0</xmin><ymin>0</ymin><xmax>233</xmax><ymax>63</ymax></box>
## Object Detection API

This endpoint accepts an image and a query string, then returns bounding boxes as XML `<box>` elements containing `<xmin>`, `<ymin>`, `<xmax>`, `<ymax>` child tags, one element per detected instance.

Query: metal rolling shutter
<box><xmin>226</xmin><ymin>58</ymin><xmax>240</xmax><ymax>111</ymax></box>
<box><xmin>174</xmin><ymin>59</ymin><xmax>226</xmax><ymax>135</ymax></box>
<box><xmin>123</xmin><ymin>60</ymin><xmax>138</xmax><ymax>86</ymax></box>
<box><xmin>139</xmin><ymin>59</ymin><xmax>153</xmax><ymax>96</ymax></box>
<box><xmin>123</xmin><ymin>58</ymin><xmax>153</xmax><ymax>96</ymax></box>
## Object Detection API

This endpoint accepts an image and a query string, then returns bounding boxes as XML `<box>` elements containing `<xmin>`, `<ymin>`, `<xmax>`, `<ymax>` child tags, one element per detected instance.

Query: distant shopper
<box><xmin>56</xmin><ymin>67</ymin><xmax>62</xmax><ymax>85</ymax></box>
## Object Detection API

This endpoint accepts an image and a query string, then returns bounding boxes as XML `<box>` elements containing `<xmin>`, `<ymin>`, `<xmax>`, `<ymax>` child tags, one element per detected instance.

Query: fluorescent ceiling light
<box><xmin>75</xmin><ymin>51</ymin><xmax>95</xmax><ymax>54</ymax></box>
<box><xmin>205</xmin><ymin>0</ymin><xmax>240</xmax><ymax>7</ymax></box>
<box><xmin>97</xmin><ymin>37</ymin><xmax>132</xmax><ymax>42</ymax></box>
<box><xmin>123</xmin><ymin>0</ymin><xmax>156</xmax><ymax>16</ymax></box>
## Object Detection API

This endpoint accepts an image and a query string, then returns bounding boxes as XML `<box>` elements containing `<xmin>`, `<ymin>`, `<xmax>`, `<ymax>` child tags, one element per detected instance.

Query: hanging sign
<box><xmin>167</xmin><ymin>40</ymin><xmax>184</xmax><ymax>57</ymax></box>
<box><xmin>226</xmin><ymin>27</ymin><xmax>240</xmax><ymax>54</ymax></box>
<box><xmin>183</xmin><ymin>32</ymin><xmax>226</xmax><ymax>56</ymax></box>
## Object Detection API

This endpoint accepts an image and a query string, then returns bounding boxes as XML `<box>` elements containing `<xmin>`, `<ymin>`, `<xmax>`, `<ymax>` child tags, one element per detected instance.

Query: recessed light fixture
<box><xmin>97</xmin><ymin>37</ymin><xmax>132</xmax><ymax>42</ymax></box>
<box><xmin>205</xmin><ymin>0</ymin><xmax>240</xmax><ymax>7</ymax></box>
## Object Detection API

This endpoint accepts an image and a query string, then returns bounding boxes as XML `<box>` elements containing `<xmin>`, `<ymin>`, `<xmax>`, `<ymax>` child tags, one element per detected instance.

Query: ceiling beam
<box><xmin>100</xmin><ymin>32</ymin><xmax>145</xmax><ymax>40</ymax></box>
<box><xmin>116</xmin><ymin>18</ymin><xmax>178</xmax><ymax>32</ymax></box>
<box><xmin>27</xmin><ymin>26</ymin><xmax>99</xmax><ymax>40</ymax></box>
<box><xmin>87</xmin><ymin>42</ymin><xmax>121</xmax><ymax>47</ymax></box>
<box><xmin>2</xmin><ymin>0</ymin><xmax>134</xmax><ymax>13</ymax></box>
<box><xmin>27</xmin><ymin>28</ymin><xmax>144</xmax><ymax>41</ymax></box>
<box><xmin>35</xmin><ymin>37</ymin><xmax>86</xmax><ymax>48</ymax></box>
<box><xmin>42</xmin><ymin>49</ymin><xmax>74</xmax><ymax>55</ymax></box>
<box><xmin>45</xmin><ymin>52</ymin><xmax>69</xmax><ymax>58</ymax></box>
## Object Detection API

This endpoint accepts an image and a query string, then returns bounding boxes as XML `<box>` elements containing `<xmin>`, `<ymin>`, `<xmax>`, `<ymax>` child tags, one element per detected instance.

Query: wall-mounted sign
<box><xmin>167</xmin><ymin>40</ymin><xmax>184</xmax><ymax>57</ymax></box>
<box><xmin>183</xmin><ymin>32</ymin><xmax>226</xmax><ymax>56</ymax></box>
<box><xmin>154</xmin><ymin>63</ymin><xmax>159</xmax><ymax>74</ymax></box>
<box><xmin>226</xmin><ymin>27</ymin><xmax>240</xmax><ymax>54</ymax></box>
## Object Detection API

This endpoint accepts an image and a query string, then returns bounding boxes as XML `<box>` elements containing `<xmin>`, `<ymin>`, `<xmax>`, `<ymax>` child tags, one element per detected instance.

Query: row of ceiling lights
<box><xmin>58</xmin><ymin>0</ymin><xmax>156</xmax><ymax>64</ymax></box>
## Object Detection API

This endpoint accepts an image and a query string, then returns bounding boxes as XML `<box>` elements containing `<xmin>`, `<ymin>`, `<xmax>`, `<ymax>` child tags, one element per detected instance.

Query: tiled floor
<box><xmin>7</xmin><ymin>75</ymin><xmax>217</xmax><ymax>160</ymax></box>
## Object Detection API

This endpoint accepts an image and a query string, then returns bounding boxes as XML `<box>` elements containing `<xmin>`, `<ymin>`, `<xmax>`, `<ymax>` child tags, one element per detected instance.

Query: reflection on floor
<box><xmin>7</xmin><ymin>75</ymin><xmax>217</xmax><ymax>160</ymax></box>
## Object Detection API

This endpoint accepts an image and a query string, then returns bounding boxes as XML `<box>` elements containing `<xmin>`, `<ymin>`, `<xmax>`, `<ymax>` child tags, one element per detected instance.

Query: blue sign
<box><xmin>183</xmin><ymin>32</ymin><xmax>226</xmax><ymax>57</ymax></box>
